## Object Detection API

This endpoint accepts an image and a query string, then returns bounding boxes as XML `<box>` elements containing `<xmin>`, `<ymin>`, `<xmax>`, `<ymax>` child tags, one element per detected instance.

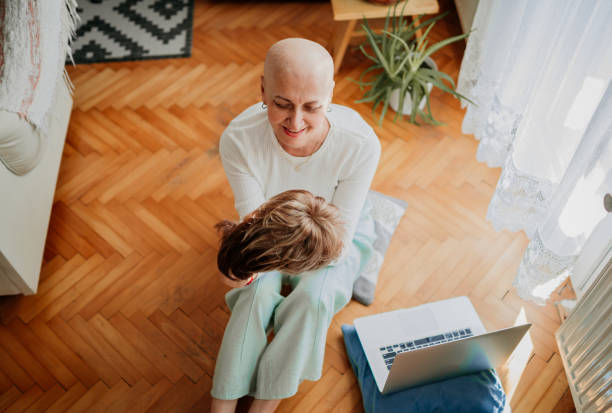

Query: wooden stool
<box><xmin>329</xmin><ymin>0</ymin><xmax>439</xmax><ymax>74</ymax></box>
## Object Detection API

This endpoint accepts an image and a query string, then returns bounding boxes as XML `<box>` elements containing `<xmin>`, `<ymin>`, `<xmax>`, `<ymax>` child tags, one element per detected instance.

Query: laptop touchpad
<box><xmin>397</xmin><ymin>308</ymin><xmax>438</xmax><ymax>337</ymax></box>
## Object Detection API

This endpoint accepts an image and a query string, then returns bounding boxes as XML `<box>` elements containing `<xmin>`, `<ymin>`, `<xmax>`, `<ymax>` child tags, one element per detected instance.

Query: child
<box><xmin>215</xmin><ymin>189</ymin><xmax>345</xmax><ymax>288</ymax></box>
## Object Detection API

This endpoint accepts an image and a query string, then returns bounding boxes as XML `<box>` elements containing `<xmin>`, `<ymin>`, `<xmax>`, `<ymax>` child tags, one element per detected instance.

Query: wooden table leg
<box><xmin>412</xmin><ymin>15</ymin><xmax>423</xmax><ymax>40</ymax></box>
<box><xmin>330</xmin><ymin>19</ymin><xmax>357</xmax><ymax>74</ymax></box>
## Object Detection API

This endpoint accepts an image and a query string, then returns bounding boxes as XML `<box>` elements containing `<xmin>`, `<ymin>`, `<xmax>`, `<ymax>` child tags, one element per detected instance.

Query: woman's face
<box><xmin>261</xmin><ymin>70</ymin><xmax>333</xmax><ymax>156</ymax></box>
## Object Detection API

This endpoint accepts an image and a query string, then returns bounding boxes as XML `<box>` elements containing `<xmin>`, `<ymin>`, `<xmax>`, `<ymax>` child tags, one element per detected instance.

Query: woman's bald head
<box><xmin>263</xmin><ymin>38</ymin><xmax>334</xmax><ymax>92</ymax></box>
<box><xmin>261</xmin><ymin>38</ymin><xmax>335</xmax><ymax>157</ymax></box>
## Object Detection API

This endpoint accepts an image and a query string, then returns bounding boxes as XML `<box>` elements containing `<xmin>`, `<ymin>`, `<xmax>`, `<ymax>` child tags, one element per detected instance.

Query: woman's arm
<box><xmin>219</xmin><ymin>129</ymin><xmax>266</xmax><ymax>220</ymax></box>
<box><xmin>332</xmin><ymin>136</ymin><xmax>381</xmax><ymax>250</ymax></box>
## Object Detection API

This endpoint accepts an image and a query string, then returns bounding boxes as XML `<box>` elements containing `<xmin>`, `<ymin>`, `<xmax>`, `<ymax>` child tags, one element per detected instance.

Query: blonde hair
<box><xmin>215</xmin><ymin>190</ymin><xmax>345</xmax><ymax>281</ymax></box>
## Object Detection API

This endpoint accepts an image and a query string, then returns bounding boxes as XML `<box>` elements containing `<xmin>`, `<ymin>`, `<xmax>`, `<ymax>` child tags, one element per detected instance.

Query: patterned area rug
<box><xmin>70</xmin><ymin>0</ymin><xmax>194</xmax><ymax>64</ymax></box>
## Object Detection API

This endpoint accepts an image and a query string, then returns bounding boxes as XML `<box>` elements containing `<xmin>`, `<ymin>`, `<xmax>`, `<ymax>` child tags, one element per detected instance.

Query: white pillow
<box><xmin>0</xmin><ymin>111</ymin><xmax>44</xmax><ymax>175</ymax></box>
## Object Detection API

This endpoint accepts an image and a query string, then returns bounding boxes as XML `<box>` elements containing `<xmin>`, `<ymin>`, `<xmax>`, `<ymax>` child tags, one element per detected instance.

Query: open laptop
<box><xmin>354</xmin><ymin>296</ymin><xmax>531</xmax><ymax>394</ymax></box>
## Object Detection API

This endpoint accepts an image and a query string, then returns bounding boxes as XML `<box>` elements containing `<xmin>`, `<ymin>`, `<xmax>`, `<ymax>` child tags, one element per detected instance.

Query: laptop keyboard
<box><xmin>379</xmin><ymin>328</ymin><xmax>474</xmax><ymax>370</ymax></box>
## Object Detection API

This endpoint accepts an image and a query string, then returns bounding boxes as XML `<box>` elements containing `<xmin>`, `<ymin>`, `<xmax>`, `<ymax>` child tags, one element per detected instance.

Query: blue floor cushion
<box><xmin>342</xmin><ymin>324</ymin><xmax>508</xmax><ymax>413</ymax></box>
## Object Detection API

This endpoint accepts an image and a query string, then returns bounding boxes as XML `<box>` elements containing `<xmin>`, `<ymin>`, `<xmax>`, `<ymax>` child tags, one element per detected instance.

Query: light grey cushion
<box><xmin>353</xmin><ymin>191</ymin><xmax>408</xmax><ymax>306</ymax></box>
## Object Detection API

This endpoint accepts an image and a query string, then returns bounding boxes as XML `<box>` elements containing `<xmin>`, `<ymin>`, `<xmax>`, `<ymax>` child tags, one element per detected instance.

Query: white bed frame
<box><xmin>0</xmin><ymin>81</ymin><xmax>73</xmax><ymax>295</ymax></box>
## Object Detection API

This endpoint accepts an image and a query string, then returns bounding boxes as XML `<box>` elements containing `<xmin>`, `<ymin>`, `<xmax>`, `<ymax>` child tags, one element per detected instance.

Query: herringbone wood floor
<box><xmin>0</xmin><ymin>0</ymin><xmax>577</xmax><ymax>412</ymax></box>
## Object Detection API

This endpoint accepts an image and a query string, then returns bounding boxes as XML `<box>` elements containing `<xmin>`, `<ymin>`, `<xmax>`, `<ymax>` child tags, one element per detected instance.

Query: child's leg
<box><xmin>253</xmin><ymin>205</ymin><xmax>376</xmax><ymax>399</ymax></box>
<box><xmin>211</xmin><ymin>271</ymin><xmax>283</xmax><ymax>400</ymax></box>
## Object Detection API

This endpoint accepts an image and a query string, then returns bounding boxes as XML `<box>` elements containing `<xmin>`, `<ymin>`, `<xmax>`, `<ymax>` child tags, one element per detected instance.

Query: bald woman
<box><xmin>211</xmin><ymin>38</ymin><xmax>381</xmax><ymax>413</ymax></box>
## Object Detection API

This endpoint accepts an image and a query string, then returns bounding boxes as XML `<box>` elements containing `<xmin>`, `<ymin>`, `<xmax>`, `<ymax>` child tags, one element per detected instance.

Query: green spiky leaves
<box><xmin>353</xmin><ymin>3</ymin><xmax>473</xmax><ymax>126</ymax></box>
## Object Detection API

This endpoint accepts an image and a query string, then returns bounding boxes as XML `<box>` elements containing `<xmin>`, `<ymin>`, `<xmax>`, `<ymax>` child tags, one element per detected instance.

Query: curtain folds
<box><xmin>457</xmin><ymin>0</ymin><xmax>612</xmax><ymax>304</ymax></box>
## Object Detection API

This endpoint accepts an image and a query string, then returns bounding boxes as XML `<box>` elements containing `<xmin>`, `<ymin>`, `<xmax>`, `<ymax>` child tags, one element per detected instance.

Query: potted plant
<box><xmin>355</xmin><ymin>4</ymin><xmax>473</xmax><ymax>125</ymax></box>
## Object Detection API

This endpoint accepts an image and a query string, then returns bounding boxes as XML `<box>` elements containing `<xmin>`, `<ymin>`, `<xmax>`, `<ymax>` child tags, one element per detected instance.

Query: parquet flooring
<box><xmin>0</xmin><ymin>0</ymin><xmax>576</xmax><ymax>411</ymax></box>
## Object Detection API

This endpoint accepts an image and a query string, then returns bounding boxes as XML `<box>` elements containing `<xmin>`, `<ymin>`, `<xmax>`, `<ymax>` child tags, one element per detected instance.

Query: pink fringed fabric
<box><xmin>0</xmin><ymin>4</ymin><xmax>5</xmax><ymax>72</ymax></box>
<box><xmin>20</xmin><ymin>1</ymin><xmax>42</xmax><ymax>118</ymax></box>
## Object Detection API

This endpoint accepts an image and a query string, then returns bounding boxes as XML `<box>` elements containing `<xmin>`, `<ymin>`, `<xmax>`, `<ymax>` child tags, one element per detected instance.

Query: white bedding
<box><xmin>0</xmin><ymin>0</ymin><xmax>77</xmax><ymax>175</ymax></box>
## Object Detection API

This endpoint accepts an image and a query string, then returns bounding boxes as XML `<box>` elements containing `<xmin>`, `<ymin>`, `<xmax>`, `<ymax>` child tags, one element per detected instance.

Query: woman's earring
<box><xmin>262</xmin><ymin>103</ymin><xmax>268</xmax><ymax>110</ymax></box>
<box><xmin>327</xmin><ymin>105</ymin><xmax>332</xmax><ymax>113</ymax></box>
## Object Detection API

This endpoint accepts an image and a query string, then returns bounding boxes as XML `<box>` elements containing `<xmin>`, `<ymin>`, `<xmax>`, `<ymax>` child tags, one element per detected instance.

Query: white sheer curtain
<box><xmin>457</xmin><ymin>0</ymin><xmax>612</xmax><ymax>304</ymax></box>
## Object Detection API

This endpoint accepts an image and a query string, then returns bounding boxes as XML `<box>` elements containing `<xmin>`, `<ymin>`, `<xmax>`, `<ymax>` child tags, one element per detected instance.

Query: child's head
<box><xmin>215</xmin><ymin>190</ymin><xmax>345</xmax><ymax>282</ymax></box>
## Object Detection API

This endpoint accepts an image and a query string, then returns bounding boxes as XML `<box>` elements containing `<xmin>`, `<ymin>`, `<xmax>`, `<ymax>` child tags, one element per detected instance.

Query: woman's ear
<box><xmin>260</xmin><ymin>75</ymin><xmax>267</xmax><ymax>105</ymax></box>
<box><xmin>327</xmin><ymin>80</ymin><xmax>335</xmax><ymax>107</ymax></box>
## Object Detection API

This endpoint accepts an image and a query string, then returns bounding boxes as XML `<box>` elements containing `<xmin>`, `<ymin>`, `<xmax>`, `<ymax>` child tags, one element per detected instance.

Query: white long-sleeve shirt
<box><xmin>219</xmin><ymin>102</ymin><xmax>381</xmax><ymax>252</ymax></box>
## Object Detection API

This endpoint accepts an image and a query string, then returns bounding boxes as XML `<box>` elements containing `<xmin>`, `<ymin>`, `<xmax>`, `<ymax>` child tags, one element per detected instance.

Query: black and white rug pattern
<box><xmin>70</xmin><ymin>0</ymin><xmax>194</xmax><ymax>64</ymax></box>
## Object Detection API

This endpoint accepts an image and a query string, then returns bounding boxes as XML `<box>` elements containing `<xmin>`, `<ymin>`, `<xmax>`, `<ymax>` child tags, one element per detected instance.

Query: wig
<box><xmin>215</xmin><ymin>190</ymin><xmax>345</xmax><ymax>281</ymax></box>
